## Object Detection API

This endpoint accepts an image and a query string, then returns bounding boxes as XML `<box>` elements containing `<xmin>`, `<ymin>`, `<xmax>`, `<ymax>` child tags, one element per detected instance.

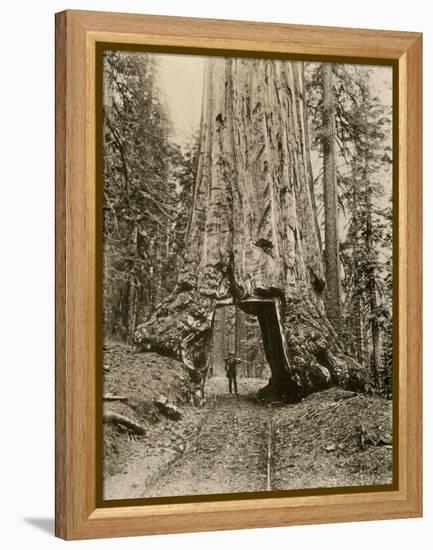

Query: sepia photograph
<box><xmin>101</xmin><ymin>49</ymin><xmax>394</xmax><ymax>501</ymax></box>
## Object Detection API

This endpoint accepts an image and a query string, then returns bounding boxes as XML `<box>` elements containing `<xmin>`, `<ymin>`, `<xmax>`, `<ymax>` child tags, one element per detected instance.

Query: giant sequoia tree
<box><xmin>135</xmin><ymin>57</ymin><xmax>367</xmax><ymax>401</ymax></box>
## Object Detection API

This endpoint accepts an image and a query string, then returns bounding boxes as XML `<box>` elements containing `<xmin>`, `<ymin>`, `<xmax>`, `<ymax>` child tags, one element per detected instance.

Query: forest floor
<box><xmin>103</xmin><ymin>342</ymin><xmax>393</xmax><ymax>501</ymax></box>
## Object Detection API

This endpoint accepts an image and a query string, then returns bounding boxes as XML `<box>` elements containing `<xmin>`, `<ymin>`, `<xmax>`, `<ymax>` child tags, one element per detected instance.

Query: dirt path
<box><xmin>104</xmin><ymin>373</ymin><xmax>393</xmax><ymax>501</ymax></box>
<box><xmin>144</xmin><ymin>377</ymin><xmax>270</xmax><ymax>498</ymax></box>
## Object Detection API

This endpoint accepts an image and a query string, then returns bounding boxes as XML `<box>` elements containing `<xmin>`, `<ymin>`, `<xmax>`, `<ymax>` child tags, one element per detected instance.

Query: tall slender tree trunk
<box><xmin>136</xmin><ymin>58</ymin><xmax>367</xmax><ymax>401</ymax></box>
<box><xmin>349</xmin><ymin>170</ymin><xmax>364</xmax><ymax>363</ymax></box>
<box><xmin>365</xmin><ymin>189</ymin><xmax>384</xmax><ymax>389</ymax></box>
<box><xmin>362</xmin><ymin>100</ymin><xmax>384</xmax><ymax>390</ymax></box>
<box><xmin>234</xmin><ymin>307</ymin><xmax>244</xmax><ymax>358</ymax></box>
<box><xmin>126</xmin><ymin>224</ymin><xmax>139</xmax><ymax>342</ymax></box>
<box><xmin>210</xmin><ymin>307</ymin><xmax>227</xmax><ymax>376</ymax></box>
<box><xmin>322</xmin><ymin>63</ymin><xmax>342</xmax><ymax>333</ymax></box>
<box><xmin>220</xmin><ymin>307</ymin><xmax>227</xmax><ymax>364</ymax></box>
<box><xmin>234</xmin><ymin>306</ymin><xmax>246</xmax><ymax>376</ymax></box>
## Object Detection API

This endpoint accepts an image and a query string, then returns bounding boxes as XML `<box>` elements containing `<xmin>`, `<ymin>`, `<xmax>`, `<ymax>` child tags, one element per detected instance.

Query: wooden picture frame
<box><xmin>55</xmin><ymin>9</ymin><xmax>422</xmax><ymax>540</ymax></box>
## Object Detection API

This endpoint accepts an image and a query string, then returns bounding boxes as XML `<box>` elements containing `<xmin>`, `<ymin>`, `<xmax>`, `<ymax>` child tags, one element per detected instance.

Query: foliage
<box><xmin>103</xmin><ymin>53</ymin><xmax>393</xmax><ymax>396</ymax></box>
<box><xmin>103</xmin><ymin>51</ymin><xmax>197</xmax><ymax>341</ymax></box>
<box><xmin>305</xmin><ymin>62</ymin><xmax>393</xmax><ymax>392</ymax></box>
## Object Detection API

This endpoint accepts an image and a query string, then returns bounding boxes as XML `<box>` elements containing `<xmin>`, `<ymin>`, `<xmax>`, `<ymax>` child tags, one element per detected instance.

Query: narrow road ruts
<box><xmin>143</xmin><ymin>378</ymin><xmax>273</xmax><ymax>498</ymax></box>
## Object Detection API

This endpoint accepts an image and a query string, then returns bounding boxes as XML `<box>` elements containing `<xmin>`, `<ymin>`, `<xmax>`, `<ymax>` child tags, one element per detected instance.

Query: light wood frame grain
<box><xmin>55</xmin><ymin>9</ymin><xmax>422</xmax><ymax>540</ymax></box>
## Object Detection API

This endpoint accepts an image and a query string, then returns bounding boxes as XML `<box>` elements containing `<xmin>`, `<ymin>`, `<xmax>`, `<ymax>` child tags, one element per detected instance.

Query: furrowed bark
<box><xmin>136</xmin><ymin>58</ymin><xmax>367</xmax><ymax>401</ymax></box>
<box><xmin>322</xmin><ymin>63</ymin><xmax>342</xmax><ymax>334</ymax></box>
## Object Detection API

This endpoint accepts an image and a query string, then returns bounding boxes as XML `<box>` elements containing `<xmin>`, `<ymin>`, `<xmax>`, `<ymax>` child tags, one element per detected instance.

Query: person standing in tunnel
<box><xmin>224</xmin><ymin>352</ymin><xmax>240</xmax><ymax>397</ymax></box>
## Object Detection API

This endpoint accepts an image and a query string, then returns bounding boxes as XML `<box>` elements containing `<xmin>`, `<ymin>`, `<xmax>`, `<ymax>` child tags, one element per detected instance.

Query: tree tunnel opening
<box><xmin>207</xmin><ymin>304</ymin><xmax>271</xmax><ymax>381</ymax></box>
<box><xmin>206</xmin><ymin>299</ymin><xmax>293</xmax><ymax>400</ymax></box>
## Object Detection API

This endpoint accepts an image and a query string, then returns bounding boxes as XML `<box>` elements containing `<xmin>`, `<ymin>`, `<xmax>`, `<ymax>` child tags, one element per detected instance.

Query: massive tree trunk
<box><xmin>135</xmin><ymin>58</ymin><xmax>367</xmax><ymax>401</ymax></box>
<box><xmin>302</xmin><ymin>66</ymin><xmax>322</xmax><ymax>255</ymax></box>
<box><xmin>322</xmin><ymin>63</ymin><xmax>342</xmax><ymax>333</ymax></box>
